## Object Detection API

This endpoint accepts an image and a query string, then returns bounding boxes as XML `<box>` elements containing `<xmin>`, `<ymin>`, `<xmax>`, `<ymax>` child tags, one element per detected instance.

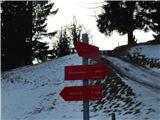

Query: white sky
<box><xmin>47</xmin><ymin>0</ymin><xmax>155</xmax><ymax>50</ymax></box>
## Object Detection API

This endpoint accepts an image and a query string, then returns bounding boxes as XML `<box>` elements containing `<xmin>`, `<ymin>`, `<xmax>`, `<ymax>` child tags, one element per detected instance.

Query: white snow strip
<box><xmin>129</xmin><ymin>45</ymin><xmax>160</xmax><ymax>60</ymax></box>
<box><xmin>105</xmin><ymin>56</ymin><xmax>160</xmax><ymax>90</ymax></box>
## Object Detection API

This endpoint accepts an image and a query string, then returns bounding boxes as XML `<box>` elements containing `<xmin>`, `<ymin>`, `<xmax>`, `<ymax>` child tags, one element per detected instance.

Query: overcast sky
<box><xmin>47</xmin><ymin>0</ymin><xmax>155</xmax><ymax>50</ymax></box>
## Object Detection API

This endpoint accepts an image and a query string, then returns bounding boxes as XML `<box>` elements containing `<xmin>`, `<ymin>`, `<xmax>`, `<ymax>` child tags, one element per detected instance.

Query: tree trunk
<box><xmin>25</xmin><ymin>1</ymin><xmax>33</xmax><ymax>65</ymax></box>
<box><xmin>127</xmin><ymin>2</ymin><xmax>136</xmax><ymax>45</ymax></box>
<box><xmin>127</xmin><ymin>28</ymin><xmax>135</xmax><ymax>45</ymax></box>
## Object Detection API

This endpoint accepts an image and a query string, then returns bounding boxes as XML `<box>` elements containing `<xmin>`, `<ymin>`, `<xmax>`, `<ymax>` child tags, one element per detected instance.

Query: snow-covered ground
<box><xmin>128</xmin><ymin>45</ymin><xmax>160</xmax><ymax>60</ymax></box>
<box><xmin>1</xmin><ymin>45</ymin><xmax>160</xmax><ymax>120</ymax></box>
<box><xmin>2</xmin><ymin>55</ymin><xmax>84</xmax><ymax>120</ymax></box>
<box><xmin>105</xmin><ymin>56</ymin><xmax>160</xmax><ymax>90</ymax></box>
<box><xmin>128</xmin><ymin>44</ymin><xmax>160</xmax><ymax>76</ymax></box>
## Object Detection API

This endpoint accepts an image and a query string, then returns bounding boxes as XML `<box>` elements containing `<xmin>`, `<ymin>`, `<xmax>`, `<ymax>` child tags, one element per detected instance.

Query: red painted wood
<box><xmin>65</xmin><ymin>64</ymin><xmax>110</xmax><ymax>80</ymax></box>
<box><xmin>75</xmin><ymin>42</ymin><xmax>100</xmax><ymax>61</ymax></box>
<box><xmin>60</xmin><ymin>85</ymin><xmax>102</xmax><ymax>101</ymax></box>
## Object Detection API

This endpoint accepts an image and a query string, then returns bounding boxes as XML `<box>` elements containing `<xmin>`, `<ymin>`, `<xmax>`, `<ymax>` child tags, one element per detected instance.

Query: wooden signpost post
<box><xmin>81</xmin><ymin>34</ymin><xmax>90</xmax><ymax>120</ymax></box>
<box><xmin>60</xmin><ymin>33</ymin><xmax>110</xmax><ymax>120</ymax></box>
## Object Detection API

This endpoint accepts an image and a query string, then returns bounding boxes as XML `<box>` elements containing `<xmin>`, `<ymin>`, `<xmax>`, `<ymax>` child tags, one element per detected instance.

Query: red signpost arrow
<box><xmin>60</xmin><ymin>34</ymin><xmax>109</xmax><ymax>120</ymax></box>
<box><xmin>60</xmin><ymin>85</ymin><xmax>102</xmax><ymax>101</ymax></box>
<box><xmin>65</xmin><ymin>64</ymin><xmax>110</xmax><ymax>80</ymax></box>
<box><xmin>75</xmin><ymin>42</ymin><xmax>100</xmax><ymax>61</ymax></box>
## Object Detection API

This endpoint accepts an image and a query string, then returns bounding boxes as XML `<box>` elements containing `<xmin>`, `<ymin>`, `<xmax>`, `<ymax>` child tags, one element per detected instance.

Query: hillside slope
<box><xmin>1</xmin><ymin>45</ymin><xmax>160</xmax><ymax>120</ymax></box>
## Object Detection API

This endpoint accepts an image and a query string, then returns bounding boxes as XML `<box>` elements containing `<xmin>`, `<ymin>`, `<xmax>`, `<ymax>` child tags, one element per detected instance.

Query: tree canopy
<box><xmin>2</xmin><ymin>2</ymin><xmax>32</xmax><ymax>70</ymax></box>
<box><xmin>1</xmin><ymin>1</ymin><xmax>57</xmax><ymax>71</ymax></box>
<box><xmin>32</xmin><ymin>1</ymin><xmax>58</xmax><ymax>62</ymax></box>
<box><xmin>97</xmin><ymin>1</ymin><xmax>160</xmax><ymax>45</ymax></box>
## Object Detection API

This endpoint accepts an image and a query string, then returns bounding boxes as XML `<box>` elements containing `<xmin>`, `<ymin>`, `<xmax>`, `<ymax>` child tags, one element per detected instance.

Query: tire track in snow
<box><xmin>99</xmin><ymin>56</ymin><xmax>160</xmax><ymax>91</ymax></box>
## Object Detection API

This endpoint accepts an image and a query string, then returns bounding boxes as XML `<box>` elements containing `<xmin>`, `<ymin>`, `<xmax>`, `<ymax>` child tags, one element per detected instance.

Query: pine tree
<box><xmin>1</xmin><ymin>1</ymin><xmax>32</xmax><ymax>70</ymax></box>
<box><xmin>97</xmin><ymin>1</ymin><xmax>160</xmax><ymax>45</ymax></box>
<box><xmin>56</xmin><ymin>29</ymin><xmax>71</xmax><ymax>57</ymax></box>
<box><xmin>1</xmin><ymin>1</ymin><xmax>57</xmax><ymax>70</ymax></box>
<box><xmin>70</xmin><ymin>17</ymin><xmax>82</xmax><ymax>47</ymax></box>
<box><xmin>32</xmin><ymin>1</ymin><xmax>58</xmax><ymax>62</ymax></box>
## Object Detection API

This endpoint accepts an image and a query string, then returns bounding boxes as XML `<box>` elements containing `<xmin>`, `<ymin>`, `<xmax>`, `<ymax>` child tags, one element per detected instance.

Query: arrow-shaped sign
<box><xmin>75</xmin><ymin>42</ymin><xmax>100</xmax><ymax>61</ymax></box>
<box><xmin>60</xmin><ymin>85</ymin><xmax>102</xmax><ymax>101</ymax></box>
<box><xmin>65</xmin><ymin>64</ymin><xmax>110</xmax><ymax>80</ymax></box>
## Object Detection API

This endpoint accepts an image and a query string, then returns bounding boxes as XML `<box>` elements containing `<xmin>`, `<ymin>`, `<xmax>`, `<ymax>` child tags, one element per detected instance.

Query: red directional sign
<box><xmin>75</xmin><ymin>42</ymin><xmax>100</xmax><ymax>61</ymax></box>
<box><xmin>65</xmin><ymin>64</ymin><xmax>110</xmax><ymax>80</ymax></box>
<box><xmin>60</xmin><ymin>85</ymin><xmax>102</xmax><ymax>101</ymax></box>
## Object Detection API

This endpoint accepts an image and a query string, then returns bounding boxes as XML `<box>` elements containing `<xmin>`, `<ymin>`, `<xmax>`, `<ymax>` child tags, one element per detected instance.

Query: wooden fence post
<box><xmin>112</xmin><ymin>113</ymin><xmax>116</xmax><ymax>120</ymax></box>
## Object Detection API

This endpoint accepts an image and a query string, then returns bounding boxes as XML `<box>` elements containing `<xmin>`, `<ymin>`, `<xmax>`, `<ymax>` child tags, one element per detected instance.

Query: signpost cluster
<box><xmin>60</xmin><ymin>33</ymin><xmax>110</xmax><ymax>120</ymax></box>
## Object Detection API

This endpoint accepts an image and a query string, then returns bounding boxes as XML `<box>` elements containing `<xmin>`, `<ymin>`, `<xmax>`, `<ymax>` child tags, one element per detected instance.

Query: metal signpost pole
<box><xmin>82</xmin><ymin>33</ymin><xmax>89</xmax><ymax>120</ymax></box>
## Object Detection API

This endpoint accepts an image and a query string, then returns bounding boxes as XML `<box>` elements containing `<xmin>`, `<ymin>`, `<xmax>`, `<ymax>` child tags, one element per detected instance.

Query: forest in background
<box><xmin>1</xmin><ymin>1</ymin><xmax>160</xmax><ymax>71</ymax></box>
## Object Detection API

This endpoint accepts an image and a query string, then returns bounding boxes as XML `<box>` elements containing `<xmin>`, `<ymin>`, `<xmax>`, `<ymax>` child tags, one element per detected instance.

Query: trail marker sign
<box><xmin>60</xmin><ymin>85</ymin><xmax>102</xmax><ymax>101</ymax></box>
<box><xmin>65</xmin><ymin>64</ymin><xmax>110</xmax><ymax>80</ymax></box>
<box><xmin>59</xmin><ymin>33</ymin><xmax>109</xmax><ymax>120</ymax></box>
<box><xmin>75</xmin><ymin>42</ymin><xmax>100</xmax><ymax>61</ymax></box>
